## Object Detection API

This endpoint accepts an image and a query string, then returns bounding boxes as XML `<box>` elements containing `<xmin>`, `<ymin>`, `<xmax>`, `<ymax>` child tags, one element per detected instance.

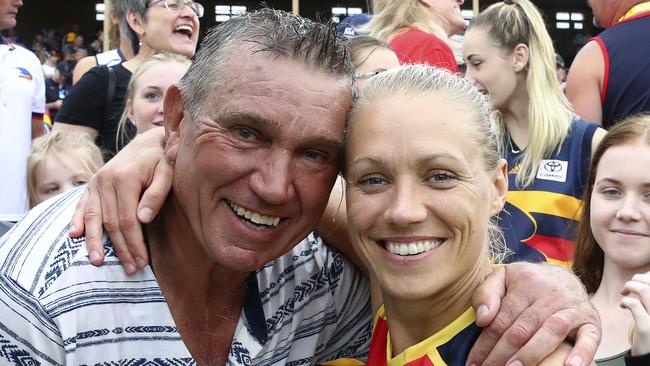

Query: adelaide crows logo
<box><xmin>15</xmin><ymin>67</ymin><xmax>33</xmax><ymax>81</ymax></box>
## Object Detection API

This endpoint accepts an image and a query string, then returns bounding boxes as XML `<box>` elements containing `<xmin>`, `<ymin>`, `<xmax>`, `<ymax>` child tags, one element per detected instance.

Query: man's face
<box><xmin>0</xmin><ymin>0</ymin><xmax>22</xmax><ymax>31</ymax></box>
<box><xmin>167</xmin><ymin>49</ymin><xmax>352</xmax><ymax>272</ymax></box>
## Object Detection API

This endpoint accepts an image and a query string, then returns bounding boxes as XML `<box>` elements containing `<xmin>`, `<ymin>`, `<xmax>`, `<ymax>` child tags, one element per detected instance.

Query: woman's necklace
<box><xmin>508</xmin><ymin>135</ymin><xmax>521</xmax><ymax>154</ymax></box>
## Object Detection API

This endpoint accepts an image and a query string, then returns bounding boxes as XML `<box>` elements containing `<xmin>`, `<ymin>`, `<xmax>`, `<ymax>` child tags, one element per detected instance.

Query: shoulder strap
<box><xmin>105</xmin><ymin>65</ymin><xmax>116</xmax><ymax>122</ymax></box>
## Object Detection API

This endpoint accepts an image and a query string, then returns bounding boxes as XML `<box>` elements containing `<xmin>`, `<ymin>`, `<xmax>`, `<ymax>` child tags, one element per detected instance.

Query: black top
<box><xmin>45</xmin><ymin>79</ymin><xmax>68</xmax><ymax>121</ymax></box>
<box><xmin>626</xmin><ymin>350</ymin><xmax>650</xmax><ymax>366</ymax></box>
<box><xmin>56</xmin><ymin>63</ymin><xmax>135</xmax><ymax>160</ymax></box>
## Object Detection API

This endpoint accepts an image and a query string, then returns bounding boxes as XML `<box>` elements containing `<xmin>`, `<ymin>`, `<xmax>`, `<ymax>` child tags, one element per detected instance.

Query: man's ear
<box><xmin>126</xmin><ymin>11</ymin><xmax>145</xmax><ymax>39</ymax></box>
<box><xmin>512</xmin><ymin>43</ymin><xmax>529</xmax><ymax>73</ymax></box>
<box><xmin>490</xmin><ymin>159</ymin><xmax>509</xmax><ymax>216</ymax></box>
<box><xmin>164</xmin><ymin>85</ymin><xmax>184</xmax><ymax>164</ymax></box>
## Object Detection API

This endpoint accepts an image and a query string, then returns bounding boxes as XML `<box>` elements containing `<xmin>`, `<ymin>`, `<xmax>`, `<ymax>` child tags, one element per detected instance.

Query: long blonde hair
<box><xmin>469</xmin><ymin>0</ymin><xmax>574</xmax><ymax>188</ymax></box>
<box><xmin>370</xmin><ymin>0</ymin><xmax>447</xmax><ymax>44</ymax></box>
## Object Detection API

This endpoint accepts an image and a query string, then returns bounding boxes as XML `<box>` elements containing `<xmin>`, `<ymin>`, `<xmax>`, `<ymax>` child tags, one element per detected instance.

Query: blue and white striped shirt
<box><xmin>0</xmin><ymin>188</ymin><xmax>372</xmax><ymax>365</ymax></box>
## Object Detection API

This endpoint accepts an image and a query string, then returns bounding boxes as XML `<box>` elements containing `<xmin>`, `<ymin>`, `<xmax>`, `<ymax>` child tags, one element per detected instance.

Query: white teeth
<box><xmin>175</xmin><ymin>25</ymin><xmax>193</xmax><ymax>33</ymax></box>
<box><xmin>228</xmin><ymin>201</ymin><xmax>281</xmax><ymax>227</ymax></box>
<box><xmin>384</xmin><ymin>240</ymin><xmax>442</xmax><ymax>256</ymax></box>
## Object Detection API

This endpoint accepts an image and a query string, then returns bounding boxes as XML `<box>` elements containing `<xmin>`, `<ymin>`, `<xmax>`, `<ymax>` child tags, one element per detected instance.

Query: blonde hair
<box><xmin>370</xmin><ymin>0</ymin><xmax>447</xmax><ymax>44</ymax></box>
<box><xmin>27</xmin><ymin>131</ymin><xmax>104</xmax><ymax>208</ymax></box>
<box><xmin>469</xmin><ymin>0</ymin><xmax>574</xmax><ymax>188</ymax></box>
<box><xmin>347</xmin><ymin>65</ymin><xmax>510</xmax><ymax>263</ymax></box>
<box><xmin>116</xmin><ymin>52</ymin><xmax>191</xmax><ymax>147</ymax></box>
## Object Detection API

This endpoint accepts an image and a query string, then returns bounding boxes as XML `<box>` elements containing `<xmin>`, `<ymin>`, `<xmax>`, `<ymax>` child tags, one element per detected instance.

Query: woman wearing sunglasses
<box><xmin>54</xmin><ymin>0</ymin><xmax>201</xmax><ymax>160</ymax></box>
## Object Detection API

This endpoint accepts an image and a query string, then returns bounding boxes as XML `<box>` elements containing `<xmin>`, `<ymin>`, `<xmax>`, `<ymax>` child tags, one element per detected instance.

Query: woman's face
<box><xmin>463</xmin><ymin>27</ymin><xmax>519</xmax><ymax>111</ymax></box>
<box><xmin>141</xmin><ymin>1</ymin><xmax>200</xmax><ymax>57</ymax></box>
<box><xmin>591</xmin><ymin>142</ymin><xmax>650</xmax><ymax>270</ymax></box>
<box><xmin>426</xmin><ymin>0</ymin><xmax>466</xmax><ymax>36</ymax></box>
<box><xmin>354</xmin><ymin>46</ymin><xmax>400</xmax><ymax>89</ymax></box>
<box><xmin>34</xmin><ymin>155</ymin><xmax>91</xmax><ymax>206</ymax></box>
<box><xmin>129</xmin><ymin>61</ymin><xmax>189</xmax><ymax>133</ymax></box>
<box><xmin>344</xmin><ymin>93</ymin><xmax>506</xmax><ymax>301</ymax></box>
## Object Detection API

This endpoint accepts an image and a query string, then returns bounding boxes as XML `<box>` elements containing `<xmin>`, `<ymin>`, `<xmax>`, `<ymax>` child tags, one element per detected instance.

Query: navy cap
<box><xmin>337</xmin><ymin>14</ymin><xmax>372</xmax><ymax>38</ymax></box>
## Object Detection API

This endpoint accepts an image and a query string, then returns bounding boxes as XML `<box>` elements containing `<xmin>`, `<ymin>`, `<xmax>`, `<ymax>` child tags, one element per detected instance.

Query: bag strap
<box><xmin>105</xmin><ymin>65</ymin><xmax>116</xmax><ymax>122</ymax></box>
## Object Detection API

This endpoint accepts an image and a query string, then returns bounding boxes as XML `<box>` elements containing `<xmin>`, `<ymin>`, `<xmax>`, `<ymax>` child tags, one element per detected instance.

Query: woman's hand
<box><xmin>69</xmin><ymin>127</ymin><xmax>172</xmax><ymax>274</ymax></box>
<box><xmin>621</xmin><ymin>272</ymin><xmax>650</xmax><ymax>357</ymax></box>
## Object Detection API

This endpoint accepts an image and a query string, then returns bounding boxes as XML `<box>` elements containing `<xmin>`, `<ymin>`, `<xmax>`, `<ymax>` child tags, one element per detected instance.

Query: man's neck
<box><xmin>146</xmin><ymin>194</ymin><xmax>250</xmax><ymax>364</ymax></box>
<box><xmin>148</xmin><ymin>193</ymin><xmax>250</xmax><ymax>297</ymax></box>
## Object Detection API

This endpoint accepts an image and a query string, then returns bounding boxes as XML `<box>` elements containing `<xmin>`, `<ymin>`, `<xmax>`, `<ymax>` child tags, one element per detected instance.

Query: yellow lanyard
<box><xmin>618</xmin><ymin>1</ymin><xmax>650</xmax><ymax>22</ymax></box>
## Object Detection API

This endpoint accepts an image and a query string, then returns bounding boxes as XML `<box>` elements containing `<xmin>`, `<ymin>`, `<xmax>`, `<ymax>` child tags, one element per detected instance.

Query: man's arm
<box><xmin>31</xmin><ymin>117</ymin><xmax>44</xmax><ymax>140</ymax></box>
<box><xmin>70</xmin><ymin>127</ymin><xmax>169</xmax><ymax>273</ymax></box>
<box><xmin>468</xmin><ymin>264</ymin><xmax>601</xmax><ymax>366</ymax></box>
<box><xmin>566</xmin><ymin>40</ymin><xmax>605</xmax><ymax>124</ymax></box>
<box><xmin>0</xmin><ymin>271</ymin><xmax>65</xmax><ymax>363</ymax></box>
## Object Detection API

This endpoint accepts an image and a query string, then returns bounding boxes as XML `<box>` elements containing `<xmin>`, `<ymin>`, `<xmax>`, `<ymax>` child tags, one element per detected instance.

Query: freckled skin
<box><xmin>165</xmin><ymin>49</ymin><xmax>353</xmax><ymax>272</ymax></box>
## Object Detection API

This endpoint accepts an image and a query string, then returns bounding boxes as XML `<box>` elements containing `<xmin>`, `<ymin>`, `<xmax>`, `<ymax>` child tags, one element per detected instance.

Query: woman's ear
<box><xmin>126</xmin><ymin>11</ymin><xmax>145</xmax><ymax>39</ymax></box>
<box><xmin>512</xmin><ymin>43</ymin><xmax>529</xmax><ymax>73</ymax></box>
<box><xmin>417</xmin><ymin>0</ymin><xmax>434</xmax><ymax>8</ymax></box>
<box><xmin>490</xmin><ymin>159</ymin><xmax>509</xmax><ymax>216</ymax></box>
<box><xmin>126</xmin><ymin>98</ymin><xmax>135</xmax><ymax>125</ymax></box>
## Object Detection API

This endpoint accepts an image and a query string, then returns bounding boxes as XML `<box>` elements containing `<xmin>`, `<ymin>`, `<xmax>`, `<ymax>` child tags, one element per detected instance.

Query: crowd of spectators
<box><xmin>1</xmin><ymin>0</ymin><xmax>650</xmax><ymax>365</ymax></box>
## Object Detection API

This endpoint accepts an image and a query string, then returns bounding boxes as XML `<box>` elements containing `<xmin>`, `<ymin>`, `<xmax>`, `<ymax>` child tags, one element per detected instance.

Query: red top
<box><xmin>389</xmin><ymin>28</ymin><xmax>459</xmax><ymax>73</ymax></box>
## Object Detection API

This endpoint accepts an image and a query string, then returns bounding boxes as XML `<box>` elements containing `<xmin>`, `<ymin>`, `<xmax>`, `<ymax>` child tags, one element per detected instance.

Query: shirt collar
<box><xmin>243</xmin><ymin>272</ymin><xmax>268</xmax><ymax>345</ymax></box>
<box><xmin>0</xmin><ymin>36</ymin><xmax>15</xmax><ymax>50</ymax></box>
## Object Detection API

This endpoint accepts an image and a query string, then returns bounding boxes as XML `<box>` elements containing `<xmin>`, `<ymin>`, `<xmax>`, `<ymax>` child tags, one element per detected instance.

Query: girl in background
<box><xmin>27</xmin><ymin>131</ymin><xmax>104</xmax><ymax>208</ymax></box>
<box><xmin>462</xmin><ymin>0</ymin><xmax>606</xmax><ymax>266</ymax></box>
<box><xmin>370</xmin><ymin>0</ymin><xmax>465</xmax><ymax>72</ymax></box>
<box><xmin>573</xmin><ymin>115</ymin><xmax>650</xmax><ymax>366</ymax></box>
<box><xmin>116</xmin><ymin>52</ymin><xmax>191</xmax><ymax>143</ymax></box>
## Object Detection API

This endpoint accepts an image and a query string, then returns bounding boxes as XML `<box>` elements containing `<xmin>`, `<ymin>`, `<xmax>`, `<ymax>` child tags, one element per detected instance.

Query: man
<box><xmin>566</xmin><ymin>0</ymin><xmax>650</xmax><ymax>128</ymax></box>
<box><xmin>0</xmin><ymin>0</ymin><xmax>45</xmax><ymax>236</ymax></box>
<box><xmin>1</xmin><ymin>9</ymin><xmax>599</xmax><ymax>366</ymax></box>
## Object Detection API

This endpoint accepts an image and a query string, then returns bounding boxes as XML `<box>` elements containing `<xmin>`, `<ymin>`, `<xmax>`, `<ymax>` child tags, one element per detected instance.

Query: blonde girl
<box><xmin>370</xmin><ymin>0</ymin><xmax>465</xmax><ymax>72</ymax></box>
<box><xmin>27</xmin><ymin>131</ymin><xmax>104</xmax><ymax>208</ymax></box>
<box><xmin>116</xmin><ymin>52</ymin><xmax>191</xmax><ymax>145</ymax></box>
<box><xmin>462</xmin><ymin>0</ymin><xmax>606</xmax><ymax>266</ymax></box>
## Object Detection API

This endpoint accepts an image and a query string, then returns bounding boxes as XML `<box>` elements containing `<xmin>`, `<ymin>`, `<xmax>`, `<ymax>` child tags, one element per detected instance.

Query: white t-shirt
<box><xmin>0</xmin><ymin>188</ymin><xmax>372</xmax><ymax>364</ymax></box>
<box><xmin>0</xmin><ymin>39</ymin><xmax>45</xmax><ymax>221</ymax></box>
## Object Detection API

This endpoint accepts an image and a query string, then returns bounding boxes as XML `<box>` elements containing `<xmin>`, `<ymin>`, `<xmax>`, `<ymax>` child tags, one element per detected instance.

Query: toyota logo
<box><xmin>544</xmin><ymin>161</ymin><xmax>563</xmax><ymax>172</ymax></box>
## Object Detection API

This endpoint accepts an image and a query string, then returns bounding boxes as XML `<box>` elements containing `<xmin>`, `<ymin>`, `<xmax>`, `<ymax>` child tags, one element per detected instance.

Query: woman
<box><xmin>115</xmin><ymin>52</ymin><xmax>191</xmax><ymax>142</ymax></box>
<box><xmin>462</xmin><ymin>0</ymin><xmax>606</xmax><ymax>266</ymax></box>
<box><xmin>344</xmin><ymin>65</ymin><xmax>510</xmax><ymax>364</ymax></box>
<box><xmin>54</xmin><ymin>0</ymin><xmax>201</xmax><ymax>160</ymax></box>
<box><xmin>370</xmin><ymin>0</ymin><xmax>465</xmax><ymax>72</ymax></box>
<box><xmin>572</xmin><ymin>115</ymin><xmax>650</xmax><ymax>366</ymax></box>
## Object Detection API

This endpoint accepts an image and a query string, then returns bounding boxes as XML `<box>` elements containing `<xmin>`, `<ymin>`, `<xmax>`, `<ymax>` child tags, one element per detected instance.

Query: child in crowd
<box><xmin>27</xmin><ymin>131</ymin><xmax>104</xmax><ymax>208</ymax></box>
<box><xmin>116</xmin><ymin>52</ymin><xmax>191</xmax><ymax>145</ymax></box>
<box><xmin>347</xmin><ymin>36</ymin><xmax>400</xmax><ymax>88</ymax></box>
<box><xmin>572</xmin><ymin>115</ymin><xmax>650</xmax><ymax>366</ymax></box>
